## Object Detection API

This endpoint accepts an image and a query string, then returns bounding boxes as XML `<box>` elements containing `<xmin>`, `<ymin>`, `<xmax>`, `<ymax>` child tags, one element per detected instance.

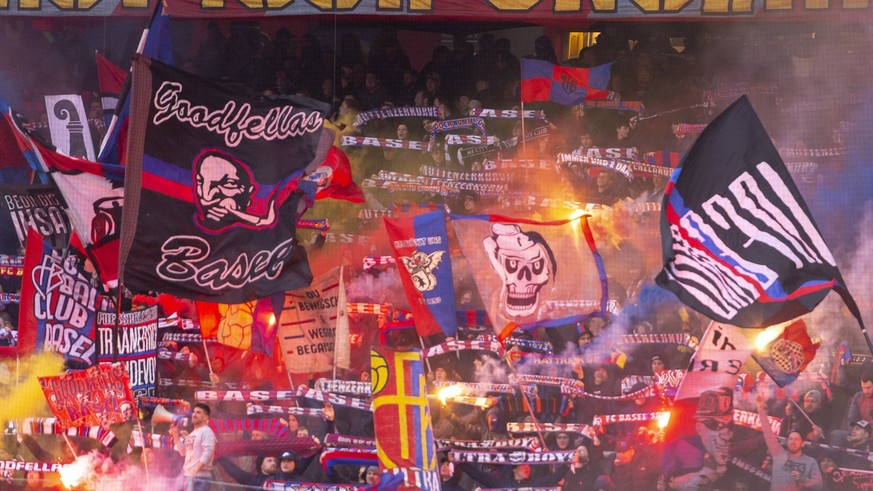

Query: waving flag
<box><xmin>371</xmin><ymin>347</ymin><xmax>439</xmax><ymax>491</ymax></box>
<box><xmin>120</xmin><ymin>55</ymin><xmax>333</xmax><ymax>303</ymax></box>
<box><xmin>451</xmin><ymin>214</ymin><xmax>608</xmax><ymax>340</ymax></box>
<box><xmin>98</xmin><ymin>0</ymin><xmax>173</xmax><ymax>165</ymax></box>
<box><xmin>753</xmin><ymin>319</ymin><xmax>819</xmax><ymax>387</ymax></box>
<box><xmin>96</xmin><ymin>53</ymin><xmax>127</xmax><ymax>130</ymax></box>
<box><xmin>520</xmin><ymin>59</ymin><xmax>612</xmax><ymax>106</ymax></box>
<box><xmin>657</xmin><ymin>96</ymin><xmax>865</xmax><ymax>335</ymax></box>
<box><xmin>384</xmin><ymin>209</ymin><xmax>457</xmax><ymax>338</ymax></box>
<box><xmin>675</xmin><ymin>322</ymin><xmax>752</xmax><ymax>400</ymax></box>
<box><xmin>299</xmin><ymin>146</ymin><xmax>365</xmax><ymax>203</ymax></box>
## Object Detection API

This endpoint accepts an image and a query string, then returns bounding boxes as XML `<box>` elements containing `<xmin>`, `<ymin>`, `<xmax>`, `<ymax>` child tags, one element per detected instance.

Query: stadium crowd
<box><xmin>0</xmin><ymin>18</ymin><xmax>869</xmax><ymax>491</ymax></box>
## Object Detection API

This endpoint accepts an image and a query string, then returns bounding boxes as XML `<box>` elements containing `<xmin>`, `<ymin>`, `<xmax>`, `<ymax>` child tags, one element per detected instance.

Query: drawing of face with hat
<box><xmin>695</xmin><ymin>387</ymin><xmax>734</xmax><ymax>466</ymax></box>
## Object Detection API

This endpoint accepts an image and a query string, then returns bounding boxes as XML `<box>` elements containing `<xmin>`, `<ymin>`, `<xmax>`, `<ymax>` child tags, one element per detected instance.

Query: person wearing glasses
<box><xmin>660</xmin><ymin>387</ymin><xmax>734</xmax><ymax>490</ymax></box>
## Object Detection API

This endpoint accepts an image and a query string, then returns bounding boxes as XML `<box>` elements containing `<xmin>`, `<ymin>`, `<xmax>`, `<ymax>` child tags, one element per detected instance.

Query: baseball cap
<box><xmin>279</xmin><ymin>450</ymin><xmax>297</xmax><ymax>461</ymax></box>
<box><xmin>855</xmin><ymin>420</ymin><xmax>872</xmax><ymax>432</ymax></box>
<box><xmin>695</xmin><ymin>387</ymin><xmax>733</xmax><ymax>420</ymax></box>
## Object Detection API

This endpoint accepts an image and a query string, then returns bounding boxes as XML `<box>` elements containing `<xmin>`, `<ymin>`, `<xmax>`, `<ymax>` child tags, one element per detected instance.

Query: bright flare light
<box><xmin>568</xmin><ymin>208</ymin><xmax>587</xmax><ymax>221</ymax></box>
<box><xmin>268</xmin><ymin>313</ymin><xmax>276</xmax><ymax>327</ymax></box>
<box><xmin>656</xmin><ymin>411</ymin><xmax>671</xmax><ymax>429</ymax></box>
<box><xmin>755</xmin><ymin>324</ymin><xmax>784</xmax><ymax>351</ymax></box>
<box><xmin>59</xmin><ymin>457</ymin><xmax>89</xmax><ymax>489</ymax></box>
<box><xmin>437</xmin><ymin>384</ymin><xmax>463</xmax><ymax>405</ymax></box>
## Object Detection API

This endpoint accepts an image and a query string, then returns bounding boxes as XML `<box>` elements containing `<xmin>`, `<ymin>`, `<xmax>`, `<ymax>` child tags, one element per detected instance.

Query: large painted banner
<box><xmin>452</xmin><ymin>215</ymin><xmax>607</xmax><ymax>339</ymax></box>
<box><xmin>96</xmin><ymin>305</ymin><xmax>159</xmax><ymax>398</ymax></box>
<box><xmin>19</xmin><ymin>228</ymin><xmax>98</xmax><ymax>366</ymax></box>
<box><xmin>38</xmin><ymin>363</ymin><xmax>137</xmax><ymax>429</ymax></box>
<box><xmin>122</xmin><ymin>55</ymin><xmax>332</xmax><ymax>303</ymax></box>
<box><xmin>0</xmin><ymin>0</ymin><xmax>864</xmax><ymax>20</ymax></box>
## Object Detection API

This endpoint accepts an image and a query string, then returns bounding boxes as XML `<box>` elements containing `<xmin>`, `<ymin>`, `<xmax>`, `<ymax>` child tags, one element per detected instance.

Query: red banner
<box><xmin>38</xmin><ymin>363</ymin><xmax>136</xmax><ymax>430</ymax></box>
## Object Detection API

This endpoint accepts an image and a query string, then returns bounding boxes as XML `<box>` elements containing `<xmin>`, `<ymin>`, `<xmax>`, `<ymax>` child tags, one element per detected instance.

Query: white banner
<box><xmin>44</xmin><ymin>94</ymin><xmax>96</xmax><ymax>161</ymax></box>
<box><xmin>675</xmin><ymin>322</ymin><xmax>753</xmax><ymax>400</ymax></box>
<box><xmin>279</xmin><ymin>267</ymin><xmax>342</xmax><ymax>374</ymax></box>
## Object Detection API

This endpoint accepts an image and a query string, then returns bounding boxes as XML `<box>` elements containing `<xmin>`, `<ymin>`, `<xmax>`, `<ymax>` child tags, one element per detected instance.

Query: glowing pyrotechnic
<box><xmin>755</xmin><ymin>324</ymin><xmax>785</xmax><ymax>351</ymax></box>
<box><xmin>437</xmin><ymin>384</ymin><xmax>463</xmax><ymax>405</ymax></box>
<box><xmin>568</xmin><ymin>208</ymin><xmax>587</xmax><ymax>221</ymax></box>
<box><xmin>268</xmin><ymin>313</ymin><xmax>276</xmax><ymax>326</ymax></box>
<box><xmin>656</xmin><ymin>411</ymin><xmax>671</xmax><ymax>429</ymax></box>
<box><xmin>59</xmin><ymin>456</ymin><xmax>90</xmax><ymax>489</ymax></box>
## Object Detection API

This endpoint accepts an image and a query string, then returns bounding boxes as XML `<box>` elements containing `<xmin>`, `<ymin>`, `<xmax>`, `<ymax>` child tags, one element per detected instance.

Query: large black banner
<box><xmin>0</xmin><ymin>184</ymin><xmax>71</xmax><ymax>254</ymax></box>
<box><xmin>657</xmin><ymin>96</ymin><xmax>854</xmax><ymax>329</ymax></box>
<box><xmin>121</xmin><ymin>56</ymin><xmax>334</xmax><ymax>303</ymax></box>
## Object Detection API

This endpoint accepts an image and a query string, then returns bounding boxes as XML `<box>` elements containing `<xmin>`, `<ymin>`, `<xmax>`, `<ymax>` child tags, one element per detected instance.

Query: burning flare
<box><xmin>437</xmin><ymin>384</ymin><xmax>464</xmax><ymax>405</ymax></box>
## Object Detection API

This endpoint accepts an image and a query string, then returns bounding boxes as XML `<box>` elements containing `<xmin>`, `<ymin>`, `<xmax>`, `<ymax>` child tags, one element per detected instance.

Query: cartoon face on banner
<box><xmin>663</xmin><ymin>387</ymin><xmax>735</xmax><ymax>491</ymax></box>
<box><xmin>193</xmin><ymin>149</ymin><xmax>276</xmax><ymax>232</ymax></box>
<box><xmin>483</xmin><ymin>223</ymin><xmax>556</xmax><ymax>318</ymax></box>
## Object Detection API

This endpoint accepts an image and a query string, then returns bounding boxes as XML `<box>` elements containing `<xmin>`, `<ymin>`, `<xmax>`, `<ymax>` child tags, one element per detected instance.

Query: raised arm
<box><xmin>756</xmin><ymin>393</ymin><xmax>783</xmax><ymax>459</ymax></box>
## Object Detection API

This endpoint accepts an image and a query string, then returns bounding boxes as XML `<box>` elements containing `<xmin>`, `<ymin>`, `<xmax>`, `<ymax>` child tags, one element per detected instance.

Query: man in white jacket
<box><xmin>171</xmin><ymin>402</ymin><xmax>217</xmax><ymax>491</ymax></box>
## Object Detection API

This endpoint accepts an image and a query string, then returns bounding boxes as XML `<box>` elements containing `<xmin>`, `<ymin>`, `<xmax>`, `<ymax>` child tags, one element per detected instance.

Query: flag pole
<box><xmin>504</xmin><ymin>352</ymin><xmax>549</xmax><ymax>452</ymax></box>
<box><xmin>785</xmin><ymin>397</ymin><xmax>817</xmax><ymax>428</ymax></box>
<box><xmin>520</xmin><ymin>102</ymin><xmax>527</xmax><ymax>162</ymax></box>
<box><xmin>201</xmin><ymin>337</ymin><xmax>214</xmax><ymax>376</ymax></box>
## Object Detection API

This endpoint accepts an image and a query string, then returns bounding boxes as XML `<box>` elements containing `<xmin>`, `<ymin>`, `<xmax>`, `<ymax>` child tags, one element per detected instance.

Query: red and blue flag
<box><xmin>98</xmin><ymin>0</ymin><xmax>173</xmax><ymax>165</ymax></box>
<box><xmin>520</xmin><ymin>59</ymin><xmax>613</xmax><ymax>106</ymax></box>
<box><xmin>753</xmin><ymin>319</ymin><xmax>820</xmax><ymax>388</ymax></box>
<box><xmin>384</xmin><ymin>209</ymin><xmax>457</xmax><ymax>338</ymax></box>
<box><xmin>370</xmin><ymin>347</ymin><xmax>438</xmax><ymax>490</ymax></box>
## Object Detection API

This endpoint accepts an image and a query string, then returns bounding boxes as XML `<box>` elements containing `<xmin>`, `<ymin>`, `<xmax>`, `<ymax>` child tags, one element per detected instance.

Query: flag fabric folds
<box><xmin>299</xmin><ymin>146</ymin><xmax>365</xmax><ymax>203</ymax></box>
<box><xmin>384</xmin><ymin>209</ymin><xmax>457</xmax><ymax>338</ymax></box>
<box><xmin>96</xmin><ymin>53</ymin><xmax>127</xmax><ymax>130</ymax></box>
<box><xmin>656</xmin><ymin>96</ymin><xmax>863</xmax><ymax>330</ymax></box>
<box><xmin>120</xmin><ymin>55</ymin><xmax>334</xmax><ymax>303</ymax></box>
<box><xmin>370</xmin><ymin>346</ymin><xmax>439</xmax><ymax>491</ymax></box>
<box><xmin>25</xmin><ymin>135</ymin><xmax>125</xmax><ymax>289</ymax></box>
<box><xmin>520</xmin><ymin>59</ymin><xmax>612</xmax><ymax>106</ymax></box>
<box><xmin>753</xmin><ymin>319</ymin><xmax>820</xmax><ymax>387</ymax></box>
<box><xmin>98</xmin><ymin>0</ymin><xmax>173</xmax><ymax>164</ymax></box>
<box><xmin>675</xmin><ymin>322</ymin><xmax>752</xmax><ymax>401</ymax></box>
<box><xmin>451</xmin><ymin>214</ymin><xmax>608</xmax><ymax>340</ymax></box>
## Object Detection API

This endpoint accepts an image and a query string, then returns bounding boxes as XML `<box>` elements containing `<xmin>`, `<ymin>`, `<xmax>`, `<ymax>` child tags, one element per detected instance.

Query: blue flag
<box><xmin>98</xmin><ymin>0</ymin><xmax>173</xmax><ymax>165</ymax></box>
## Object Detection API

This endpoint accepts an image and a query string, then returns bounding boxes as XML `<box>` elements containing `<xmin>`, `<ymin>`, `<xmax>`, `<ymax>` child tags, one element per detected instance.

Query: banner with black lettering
<box><xmin>675</xmin><ymin>322</ymin><xmax>752</xmax><ymax>400</ymax></box>
<box><xmin>0</xmin><ymin>184</ymin><xmax>71</xmax><ymax>254</ymax></box>
<box><xmin>38</xmin><ymin>363</ymin><xmax>136</xmax><ymax>430</ymax></box>
<box><xmin>278</xmin><ymin>266</ymin><xmax>342</xmax><ymax>374</ymax></box>
<box><xmin>19</xmin><ymin>228</ymin><xmax>97</xmax><ymax>365</ymax></box>
<box><xmin>96</xmin><ymin>305</ymin><xmax>158</xmax><ymax>397</ymax></box>
<box><xmin>122</xmin><ymin>55</ymin><xmax>334</xmax><ymax>303</ymax></box>
<box><xmin>657</xmin><ymin>96</ymin><xmax>863</xmax><ymax>331</ymax></box>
